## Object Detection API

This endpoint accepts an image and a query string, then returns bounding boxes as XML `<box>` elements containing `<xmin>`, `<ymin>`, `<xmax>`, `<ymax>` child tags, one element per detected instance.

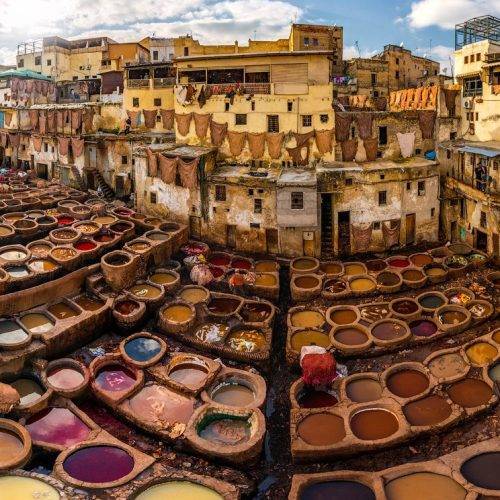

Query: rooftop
<box><xmin>277</xmin><ymin>169</ymin><xmax>317</xmax><ymax>187</ymax></box>
<box><xmin>209</xmin><ymin>164</ymin><xmax>282</xmax><ymax>184</ymax></box>
<box><xmin>318</xmin><ymin>156</ymin><xmax>439</xmax><ymax>173</ymax></box>
<box><xmin>175</xmin><ymin>50</ymin><xmax>332</xmax><ymax>62</ymax></box>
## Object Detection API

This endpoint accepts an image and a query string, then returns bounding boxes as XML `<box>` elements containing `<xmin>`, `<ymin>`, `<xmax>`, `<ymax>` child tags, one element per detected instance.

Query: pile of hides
<box><xmin>382</xmin><ymin>219</ymin><xmax>401</xmax><ymax>248</ymax></box>
<box><xmin>351</xmin><ymin>222</ymin><xmax>373</xmax><ymax>252</ymax></box>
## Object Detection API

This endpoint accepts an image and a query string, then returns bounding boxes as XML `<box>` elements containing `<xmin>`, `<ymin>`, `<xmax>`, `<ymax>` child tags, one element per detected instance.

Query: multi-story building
<box><xmin>139</xmin><ymin>37</ymin><xmax>176</xmax><ymax>63</ymax></box>
<box><xmin>345</xmin><ymin>58</ymin><xmax>389</xmax><ymax>98</ymax></box>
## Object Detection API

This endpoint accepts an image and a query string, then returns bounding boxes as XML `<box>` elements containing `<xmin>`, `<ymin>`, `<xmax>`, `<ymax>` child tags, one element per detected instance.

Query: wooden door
<box><xmin>337</xmin><ymin>211</ymin><xmax>351</xmax><ymax>255</ymax></box>
<box><xmin>189</xmin><ymin>216</ymin><xmax>201</xmax><ymax>239</ymax></box>
<box><xmin>266</xmin><ymin>228</ymin><xmax>279</xmax><ymax>254</ymax></box>
<box><xmin>406</xmin><ymin>213</ymin><xmax>416</xmax><ymax>245</ymax></box>
<box><xmin>226</xmin><ymin>224</ymin><xmax>236</xmax><ymax>248</ymax></box>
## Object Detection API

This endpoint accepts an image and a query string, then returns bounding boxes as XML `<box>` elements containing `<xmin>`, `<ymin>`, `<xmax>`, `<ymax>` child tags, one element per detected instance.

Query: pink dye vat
<box><xmin>94</xmin><ymin>365</ymin><xmax>136</xmax><ymax>392</ymax></box>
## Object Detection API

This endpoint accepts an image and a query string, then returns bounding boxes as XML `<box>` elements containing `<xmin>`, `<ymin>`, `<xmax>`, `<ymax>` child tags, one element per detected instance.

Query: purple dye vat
<box><xmin>94</xmin><ymin>364</ymin><xmax>136</xmax><ymax>392</ymax></box>
<box><xmin>26</xmin><ymin>407</ymin><xmax>91</xmax><ymax>446</ymax></box>
<box><xmin>410</xmin><ymin>319</ymin><xmax>438</xmax><ymax>337</ymax></box>
<box><xmin>63</xmin><ymin>445</ymin><xmax>134</xmax><ymax>483</ymax></box>
<box><xmin>231</xmin><ymin>258</ymin><xmax>252</xmax><ymax>270</ymax></box>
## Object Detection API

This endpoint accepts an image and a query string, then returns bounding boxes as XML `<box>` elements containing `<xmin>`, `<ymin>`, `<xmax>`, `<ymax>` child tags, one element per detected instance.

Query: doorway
<box><xmin>337</xmin><ymin>211</ymin><xmax>351</xmax><ymax>255</ymax></box>
<box><xmin>189</xmin><ymin>216</ymin><xmax>201</xmax><ymax>239</ymax></box>
<box><xmin>321</xmin><ymin>194</ymin><xmax>333</xmax><ymax>257</ymax></box>
<box><xmin>266</xmin><ymin>228</ymin><xmax>279</xmax><ymax>254</ymax></box>
<box><xmin>476</xmin><ymin>229</ymin><xmax>488</xmax><ymax>252</ymax></box>
<box><xmin>406</xmin><ymin>213</ymin><xmax>416</xmax><ymax>245</ymax></box>
<box><xmin>450</xmin><ymin>220</ymin><xmax>458</xmax><ymax>242</ymax></box>
<box><xmin>226</xmin><ymin>224</ymin><xmax>236</xmax><ymax>249</ymax></box>
<box><xmin>36</xmin><ymin>163</ymin><xmax>48</xmax><ymax>180</ymax></box>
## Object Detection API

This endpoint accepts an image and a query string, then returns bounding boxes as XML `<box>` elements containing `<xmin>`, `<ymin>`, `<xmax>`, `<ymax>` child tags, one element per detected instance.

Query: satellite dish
<box><xmin>400</xmin><ymin>42</ymin><xmax>404</xmax><ymax>47</ymax></box>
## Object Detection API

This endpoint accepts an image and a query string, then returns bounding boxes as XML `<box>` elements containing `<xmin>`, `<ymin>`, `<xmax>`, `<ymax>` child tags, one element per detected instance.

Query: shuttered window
<box><xmin>271</xmin><ymin>63</ymin><xmax>308</xmax><ymax>84</ymax></box>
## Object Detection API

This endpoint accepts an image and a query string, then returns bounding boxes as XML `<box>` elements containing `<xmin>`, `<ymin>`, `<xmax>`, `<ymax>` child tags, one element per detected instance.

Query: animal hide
<box><xmin>363</xmin><ymin>138</ymin><xmax>379</xmax><ymax>162</ymax></box>
<box><xmin>335</xmin><ymin>112</ymin><xmax>353</xmax><ymax>142</ymax></box>
<box><xmin>146</xmin><ymin>148</ymin><xmax>158</xmax><ymax>177</ymax></box>
<box><xmin>314</xmin><ymin>129</ymin><xmax>334</xmax><ymax>154</ymax></box>
<box><xmin>158</xmin><ymin>155</ymin><xmax>178</xmax><ymax>184</ymax></box>
<box><xmin>341</xmin><ymin>139</ymin><xmax>358</xmax><ymax>162</ymax></box>
<box><xmin>266</xmin><ymin>132</ymin><xmax>284</xmax><ymax>159</ymax></box>
<box><xmin>193</xmin><ymin>113</ymin><xmax>212</xmax><ymax>139</ymax></box>
<box><xmin>58</xmin><ymin>136</ymin><xmax>70</xmax><ymax>156</ymax></box>
<box><xmin>71</xmin><ymin>137</ymin><xmax>85</xmax><ymax>157</ymax></box>
<box><xmin>247</xmin><ymin>132</ymin><xmax>266</xmax><ymax>159</ymax></box>
<box><xmin>175</xmin><ymin>113</ymin><xmax>193</xmax><ymax>136</ymax></box>
<box><xmin>210</xmin><ymin>121</ymin><xmax>228</xmax><ymax>147</ymax></box>
<box><xmin>160</xmin><ymin>109</ymin><xmax>174</xmax><ymax>130</ymax></box>
<box><xmin>178</xmin><ymin>157</ymin><xmax>199</xmax><ymax>189</ymax></box>
<box><xmin>227</xmin><ymin>131</ymin><xmax>247</xmax><ymax>157</ymax></box>
<box><xmin>143</xmin><ymin>109</ymin><xmax>157</xmax><ymax>129</ymax></box>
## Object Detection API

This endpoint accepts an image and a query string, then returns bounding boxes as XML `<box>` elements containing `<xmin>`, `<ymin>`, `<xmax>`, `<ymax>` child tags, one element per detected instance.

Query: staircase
<box><xmin>321</xmin><ymin>194</ymin><xmax>334</xmax><ymax>259</ymax></box>
<box><xmin>90</xmin><ymin>169</ymin><xmax>115</xmax><ymax>200</ymax></box>
<box><xmin>70</xmin><ymin>165</ymin><xmax>87</xmax><ymax>191</ymax></box>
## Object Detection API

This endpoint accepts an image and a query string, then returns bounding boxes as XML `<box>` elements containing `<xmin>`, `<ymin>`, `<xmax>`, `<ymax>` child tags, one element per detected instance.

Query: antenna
<box><xmin>354</xmin><ymin>41</ymin><xmax>361</xmax><ymax>58</ymax></box>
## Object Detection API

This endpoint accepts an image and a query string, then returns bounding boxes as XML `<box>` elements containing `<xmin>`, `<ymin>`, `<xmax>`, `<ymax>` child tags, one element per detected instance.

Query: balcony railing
<box><xmin>204</xmin><ymin>83</ymin><xmax>271</xmax><ymax>95</ymax></box>
<box><xmin>485</xmin><ymin>53</ymin><xmax>500</xmax><ymax>63</ymax></box>
<box><xmin>153</xmin><ymin>77</ymin><xmax>176</xmax><ymax>88</ymax></box>
<box><xmin>127</xmin><ymin>79</ymin><xmax>150</xmax><ymax>88</ymax></box>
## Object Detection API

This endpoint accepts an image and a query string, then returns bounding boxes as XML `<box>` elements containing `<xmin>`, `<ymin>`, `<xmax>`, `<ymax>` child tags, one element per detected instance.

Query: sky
<box><xmin>0</xmin><ymin>0</ymin><xmax>499</xmax><ymax>73</ymax></box>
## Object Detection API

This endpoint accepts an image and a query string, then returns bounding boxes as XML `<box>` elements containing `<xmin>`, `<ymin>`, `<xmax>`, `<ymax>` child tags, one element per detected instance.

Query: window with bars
<box><xmin>267</xmin><ymin>115</ymin><xmax>279</xmax><ymax>133</ymax></box>
<box><xmin>291</xmin><ymin>192</ymin><xmax>304</xmax><ymax>209</ymax></box>
<box><xmin>480</xmin><ymin>211</ymin><xmax>487</xmax><ymax>228</ymax></box>
<box><xmin>121</xmin><ymin>156</ymin><xmax>128</xmax><ymax>165</ymax></box>
<box><xmin>235</xmin><ymin>114</ymin><xmax>247</xmax><ymax>125</ymax></box>
<box><xmin>418</xmin><ymin>180</ymin><xmax>425</xmax><ymax>196</ymax></box>
<box><xmin>132</xmin><ymin>97</ymin><xmax>139</xmax><ymax>107</ymax></box>
<box><xmin>302</xmin><ymin>115</ymin><xmax>312</xmax><ymax>127</ymax></box>
<box><xmin>378</xmin><ymin>190</ymin><xmax>387</xmax><ymax>206</ymax></box>
<box><xmin>215</xmin><ymin>185</ymin><xmax>226</xmax><ymax>201</ymax></box>
<box><xmin>154</xmin><ymin>98</ymin><xmax>161</xmax><ymax>106</ymax></box>
<box><xmin>254</xmin><ymin>198</ymin><xmax>263</xmax><ymax>214</ymax></box>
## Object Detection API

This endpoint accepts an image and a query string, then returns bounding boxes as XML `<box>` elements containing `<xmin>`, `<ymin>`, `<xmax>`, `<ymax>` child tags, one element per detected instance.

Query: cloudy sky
<box><xmin>0</xmin><ymin>0</ymin><xmax>498</xmax><ymax>73</ymax></box>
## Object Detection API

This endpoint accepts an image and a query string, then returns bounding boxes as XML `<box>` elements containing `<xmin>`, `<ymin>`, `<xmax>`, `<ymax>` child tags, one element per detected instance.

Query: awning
<box><xmin>457</xmin><ymin>146</ymin><xmax>500</xmax><ymax>157</ymax></box>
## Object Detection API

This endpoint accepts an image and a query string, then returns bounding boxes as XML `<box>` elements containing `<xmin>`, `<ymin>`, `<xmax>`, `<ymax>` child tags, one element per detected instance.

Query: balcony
<box><xmin>127</xmin><ymin>79</ymin><xmax>150</xmax><ymax>88</ymax></box>
<box><xmin>484</xmin><ymin>53</ymin><xmax>500</xmax><ymax>64</ymax></box>
<box><xmin>153</xmin><ymin>77</ymin><xmax>176</xmax><ymax>88</ymax></box>
<box><xmin>204</xmin><ymin>83</ymin><xmax>271</xmax><ymax>95</ymax></box>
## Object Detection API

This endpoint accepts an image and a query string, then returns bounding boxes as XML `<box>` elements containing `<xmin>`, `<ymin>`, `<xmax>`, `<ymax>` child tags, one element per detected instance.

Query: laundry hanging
<box><xmin>58</xmin><ymin>136</ymin><xmax>70</xmax><ymax>156</ymax></box>
<box><xmin>413</xmin><ymin>87</ymin><xmax>423</xmax><ymax>109</ymax></box>
<box><xmin>83</xmin><ymin>108</ymin><xmax>94</xmax><ymax>133</ymax></box>
<box><xmin>71</xmin><ymin>109</ymin><xmax>82</xmax><ymax>133</ymax></box>
<box><xmin>178</xmin><ymin>157</ymin><xmax>199</xmax><ymax>189</ymax></box>
<box><xmin>421</xmin><ymin>86</ymin><xmax>430</xmax><ymax>108</ymax></box>
<box><xmin>247</xmin><ymin>132</ymin><xmax>266</xmax><ymax>159</ymax></box>
<box><xmin>418</xmin><ymin>110</ymin><xmax>436</xmax><ymax>140</ymax></box>
<box><xmin>71</xmin><ymin>137</ymin><xmax>85</xmax><ymax>157</ymax></box>
<box><xmin>8</xmin><ymin>133</ymin><xmax>20</xmax><ymax>148</ymax></box>
<box><xmin>175</xmin><ymin>113</ymin><xmax>193</xmax><ymax>137</ymax></box>
<box><xmin>197</xmin><ymin>86</ymin><xmax>207</xmax><ymax>108</ymax></box>
<box><xmin>38</xmin><ymin>112</ymin><xmax>47</xmax><ymax>135</ymax></box>
<box><xmin>4</xmin><ymin>112</ymin><xmax>12</xmax><ymax>127</ymax></box>
<box><xmin>47</xmin><ymin>111</ymin><xmax>56</xmax><ymax>133</ymax></box>
<box><xmin>160</xmin><ymin>109</ymin><xmax>174</xmax><ymax>130</ymax></box>
<box><xmin>314</xmin><ymin>129</ymin><xmax>334</xmax><ymax>155</ymax></box>
<box><xmin>127</xmin><ymin>110</ymin><xmax>140</xmax><ymax>128</ymax></box>
<box><xmin>210</xmin><ymin>121</ymin><xmax>228</xmax><ymax>147</ymax></box>
<box><xmin>442</xmin><ymin>88</ymin><xmax>459</xmax><ymax>114</ymax></box>
<box><xmin>40</xmin><ymin>81</ymin><xmax>49</xmax><ymax>96</ymax></box>
<box><xmin>428</xmin><ymin>85</ymin><xmax>438</xmax><ymax>108</ymax></box>
<box><xmin>158</xmin><ymin>155</ymin><xmax>177</xmax><ymax>184</ymax></box>
<box><xmin>335</xmin><ymin>112</ymin><xmax>353</xmax><ymax>142</ymax></box>
<box><xmin>227</xmin><ymin>131</ymin><xmax>247</xmax><ymax>157</ymax></box>
<box><xmin>145</xmin><ymin>148</ymin><xmax>157</xmax><ymax>177</ymax></box>
<box><xmin>143</xmin><ymin>110</ymin><xmax>157</xmax><ymax>129</ymax></box>
<box><xmin>28</xmin><ymin>110</ymin><xmax>39</xmax><ymax>130</ymax></box>
<box><xmin>286</xmin><ymin>144</ymin><xmax>309</xmax><ymax>166</ymax></box>
<box><xmin>363</xmin><ymin>138</ymin><xmax>379</xmax><ymax>162</ymax></box>
<box><xmin>19</xmin><ymin>110</ymin><xmax>31</xmax><ymax>130</ymax></box>
<box><xmin>374</xmin><ymin>97</ymin><xmax>387</xmax><ymax>111</ymax></box>
<box><xmin>175</xmin><ymin>86</ymin><xmax>188</xmax><ymax>106</ymax></box>
<box><xmin>56</xmin><ymin>110</ymin><xmax>66</xmax><ymax>130</ymax></box>
<box><xmin>193</xmin><ymin>113</ymin><xmax>212</xmax><ymax>139</ymax></box>
<box><xmin>341</xmin><ymin>139</ymin><xmax>358</xmax><ymax>162</ymax></box>
<box><xmin>266</xmin><ymin>132</ymin><xmax>284</xmax><ymax>159</ymax></box>
<box><xmin>355</xmin><ymin>113</ymin><xmax>372</xmax><ymax>140</ymax></box>
<box><xmin>0</xmin><ymin>133</ymin><xmax>8</xmax><ymax>148</ymax></box>
<box><xmin>382</xmin><ymin>220</ymin><xmax>400</xmax><ymax>248</ymax></box>
<box><xmin>397</xmin><ymin>132</ymin><xmax>415</xmax><ymax>158</ymax></box>
<box><xmin>351</xmin><ymin>223</ymin><xmax>373</xmax><ymax>252</ymax></box>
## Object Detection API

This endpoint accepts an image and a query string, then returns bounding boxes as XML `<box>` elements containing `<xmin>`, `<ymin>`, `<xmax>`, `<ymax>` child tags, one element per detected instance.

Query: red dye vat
<box><xmin>208</xmin><ymin>265</ymin><xmax>224</xmax><ymax>278</ymax></box>
<box><xmin>26</xmin><ymin>407</ymin><xmax>91</xmax><ymax>446</ymax></box>
<box><xmin>95</xmin><ymin>365</ymin><xmax>136</xmax><ymax>392</ymax></box>
<box><xmin>388</xmin><ymin>257</ymin><xmax>410</xmax><ymax>268</ymax></box>
<box><xmin>110</xmin><ymin>223</ymin><xmax>131</xmax><ymax>233</ymax></box>
<box><xmin>410</xmin><ymin>319</ymin><xmax>438</xmax><ymax>337</ymax></box>
<box><xmin>74</xmin><ymin>241</ymin><xmax>97</xmax><ymax>251</ymax></box>
<box><xmin>93</xmin><ymin>233</ymin><xmax>114</xmax><ymax>243</ymax></box>
<box><xmin>181</xmin><ymin>242</ymin><xmax>207</xmax><ymax>256</ymax></box>
<box><xmin>298</xmin><ymin>388</ymin><xmax>338</xmax><ymax>409</ymax></box>
<box><xmin>63</xmin><ymin>446</ymin><xmax>134</xmax><ymax>483</ymax></box>
<box><xmin>115</xmin><ymin>208</ymin><xmax>134</xmax><ymax>217</ymax></box>
<box><xmin>56</xmin><ymin>216</ymin><xmax>75</xmax><ymax>226</ymax></box>
<box><xmin>231</xmin><ymin>258</ymin><xmax>252</xmax><ymax>270</ymax></box>
<box><xmin>115</xmin><ymin>300</ymin><xmax>139</xmax><ymax>315</ymax></box>
<box><xmin>208</xmin><ymin>254</ymin><xmax>231</xmax><ymax>267</ymax></box>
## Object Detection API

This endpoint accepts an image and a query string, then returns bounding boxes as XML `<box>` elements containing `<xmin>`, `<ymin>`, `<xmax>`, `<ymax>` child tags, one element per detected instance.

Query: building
<box><xmin>139</xmin><ymin>37</ymin><xmax>176</xmax><ymax>63</ymax></box>
<box><xmin>345</xmin><ymin>58</ymin><xmax>389</xmax><ymax>98</ymax></box>
<box><xmin>373</xmin><ymin>44</ymin><xmax>440</xmax><ymax>91</ymax></box>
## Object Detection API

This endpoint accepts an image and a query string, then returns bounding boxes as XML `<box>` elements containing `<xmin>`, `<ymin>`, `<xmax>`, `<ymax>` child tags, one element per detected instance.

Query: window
<box><xmin>248</xmin><ymin>189</ymin><xmax>254</xmax><ymax>196</ymax></box>
<box><xmin>396</xmin><ymin>57</ymin><xmax>399</xmax><ymax>65</ymax></box>
<box><xmin>395</xmin><ymin>70</ymin><xmax>400</xmax><ymax>79</ymax></box>
<box><xmin>18</xmin><ymin>58</ymin><xmax>24</xmax><ymax>67</ymax></box>
<box><xmin>121</xmin><ymin>156</ymin><xmax>128</xmax><ymax>165</ymax></box>
<box><xmin>480</xmin><ymin>211</ymin><xmax>487</xmax><ymax>228</ymax></box>
<box><xmin>470</xmin><ymin>54</ymin><xmax>475</xmax><ymax>63</ymax></box>
<box><xmin>150</xmin><ymin>192</ymin><xmax>157</xmax><ymax>204</ymax></box>
<box><xmin>291</xmin><ymin>192</ymin><xmax>304</xmax><ymax>209</ymax></box>
<box><xmin>345</xmin><ymin>178</ymin><xmax>353</xmax><ymax>186</ymax></box>
<box><xmin>450</xmin><ymin>131</ymin><xmax>457</xmax><ymax>140</ymax></box>
<box><xmin>371</xmin><ymin>73</ymin><xmax>376</xmax><ymax>85</ymax></box>
<box><xmin>418</xmin><ymin>180</ymin><xmax>425</xmax><ymax>196</ymax></box>
<box><xmin>35</xmin><ymin>56</ymin><xmax>41</xmax><ymax>65</ymax></box>
<box><xmin>378</xmin><ymin>126</ymin><xmax>388</xmax><ymax>145</ymax></box>
<box><xmin>304</xmin><ymin>37</ymin><xmax>310</xmax><ymax>46</ymax></box>
<box><xmin>380</xmin><ymin>174</ymin><xmax>385</xmax><ymax>180</ymax></box>
<box><xmin>351</xmin><ymin>126</ymin><xmax>356</xmax><ymax>139</ymax></box>
<box><xmin>447</xmin><ymin>150</ymin><xmax>451</xmax><ymax>160</ymax></box>
<box><xmin>225</xmin><ymin>102</ymin><xmax>230</xmax><ymax>112</ymax></box>
<box><xmin>312</xmin><ymin>38</ymin><xmax>319</xmax><ymax>46</ymax></box>
<box><xmin>46</xmin><ymin>59</ymin><xmax>51</xmax><ymax>66</ymax></box>
<box><xmin>250</xmin><ymin>223</ymin><xmax>260</xmax><ymax>229</ymax></box>
<box><xmin>267</xmin><ymin>115</ymin><xmax>279</xmax><ymax>133</ymax></box>
<box><xmin>460</xmin><ymin>198</ymin><xmax>466</xmax><ymax>218</ymax></box>
<box><xmin>215</xmin><ymin>185</ymin><xmax>226</xmax><ymax>201</ymax></box>
<box><xmin>287</xmin><ymin>101</ymin><xmax>293</xmax><ymax>112</ymax></box>
<box><xmin>154</xmin><ymin>98</ymin><xmax>161</xmax><ymax>107</ymax></box>
<box><xmin>152</xmin><ymin>50</ymin><xmax>158</xmax><ymax>61</ymax></box>
<box><xmin>431</xmin><ymin>207</ymin><xmax>435</xmax><ymax>217</ymax></box>
<box><xmin>235</xmin><ymin>114</ymin><xmax>247</xmax><ymax>125</ymax></box>
<box><xmin>475</xmin><ymin>112</ymin><xmax>479</xmax><ymax>121</ymax></box>
<box><xmin>373</xmin><ymin>90</ymin><xmax>379</xmax><ymax>97</ymax></box>
<box><xmin>464</xmin><ymin>56</ymin><xmax>469</xmax><ymax>64</ymax></box>
<box><xmin>43</xmin><ymin>143</ymin><xmax>48</xmax><ymax>152</ymax></box>
<box><xmin>463</xmin><ymin>76</ymin><xmax>483</xmax><ymax>97</ymax></box>
<box><xmin>476</xmin><ymin>53</ymin><xmax>481</xmax><ymax>61</ymax></box>
<box><xmin>254</xmin><ymin>198</ymin><xmax>263</xmax><ymax>214</ymax></box>
<box><xmin>132</xmin><ymin>97</ymin><xmax>139</xmax><ymax>107</ymax></box>
<box><xmin>378</xmin><ymin>191</ymin><xmax>387</xmax><ymax>206</ymax></box>
<box><xmin>302</xmin><ymin>115</ymin><xmax>312</xmax><ymax>127</ymax></box>
<box><xmin>73</xmin><ymin>76</ymin><xmax>78</xmax><ymax>81</ymax></box>
<box><xmin>183</xmin><ymin>47</ymin><xmax>189</xmax><ymax>56</ymax></box>
<box><xmin>320</xmin><ymin>114</ymin><xmax>328</xmax><ymax>123</ymax></box>
<box><xmin>406</xmin><ymin>182</ymin><xmax>411</xmax><ymax>190</ymax></box>
<box><xmin>374</xmin><ymin>222</ymin><xmax>381</xmax><ymax>230</ymax></box>
<box><xmin>251</xmin><ymin>101</ymin><xmax>255</xmax><ymax>111</ymax></box>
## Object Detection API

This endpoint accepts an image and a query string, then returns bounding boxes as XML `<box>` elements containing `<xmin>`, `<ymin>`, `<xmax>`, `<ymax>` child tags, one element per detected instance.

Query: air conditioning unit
<box><xmin>464</xmin><ymin>99</ymin><xmax>472</xmax><ymax>109</ymax></box>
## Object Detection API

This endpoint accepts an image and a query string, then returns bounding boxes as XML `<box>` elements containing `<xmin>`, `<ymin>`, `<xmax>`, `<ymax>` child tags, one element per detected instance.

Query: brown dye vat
<box><xmin>439</xmin><ymin>310</ymin><xmax>466</xmax><ymax>325</ymax></box>
<box><xmin>52</xmin><ymin>229</ymin><xmax>77</xmax><ymax>240</ymax></box>
<box><xmin>366</xmin><ymin>259</ymin><xmax>387</xmax><ymax>272</ymax></box>
<box><xmin>297</xmin><ymin>413</ymin><xmax>345</xmax><ymax>446</ymax></box>
<box><xmin>426</xmin><ymin>266</ymin><xmax>446</xmax><ymax>277</ymax></box>
<box><xmin>320</xmin><ymin>262</ymin><xmax>343</xmax><ymax>275</ymax></box>
<box><xmin>0</xmin><ymin>226</ymin><xmax>13</xmax><ymax>236</ymax></box>
<box><xmin>255</xmin><ymin>261</ymin><xmax>277</xmax><ymax>273</ymax></box>
<box><xmin>350</xmin><ymin>409</ymin><xmax>399</xmax><ymax>440</ymax></box>
<box><xmin>150</xmin><ymin>272</ymin><xmax>177</xmax><ymax>285</ymax></box>
<box><xmin>360</xmin><ymin>304</ymin><xmax>390</xmax><ymax>323</ymax></box>
<box><xmin>20</xmin><ymin>314</ymin><xmax>54</xmax><ymax>334</ymax></box>
<box><xmin>51</xmin><ymin>248</ymin><xmax>77</xmax><ymax>260</ymax></box>
<box><xmin>127</xmin><ymin>384</ymin><xmax>194</xmax><ymax>424</ymax></box>
<box><xmin>180</xmin><ymin>287</ymin><xmax>209</xmax><ymax>304</ymax></box>
<box><xmin>169</xmin><ymin>363</ymin><xmax>208</xmax><ymax>389</ymax></box>
<box><xmin>115</xmin><ymin>300</ymin><xmax>139</xmax><ymax>315</ymax></box>
<box><xmin>460</xmin><ymin>452</ymin><xmax>500</xmax><ymax>491</ymax></box>
<box><xmin>211</xmin><ymin>381</ymin><xmax>255</xmax><ymax>407</ymax></box>
<box><xmin>75</xmin><ymin>223</ymin><xmax>99</xmax><ymax>234</ymax></box>
<box><xmin>402</xmin><ymin>269</ymin><xmax>425</xmax><ymax>281</ymax></box>
<box><xmin>291</xmin><ymin>311</ymin><xmax>324</xmax><ymax>328</ymax></box>
<box><xmin>410</xmin><ymin>253</ymin><xmax>434</xmax><ymax>267</ymax></box>
<box><xmin>290</xmin><ymin>330</ymin><xmax>330</xmax><ymax>351</ymax></box>
<box><xmin>403</xmin><ymin>395</ymin><xmax>452</xmax><ymax>426</ymax></box>
<box><xmin>344</xmin><ymin>263</ymin><xmax>365</xmax><ymax>276</ymax></box>
<box><xmin>324</xmin><ymin>279</ymin><xmax>347</xmax><ymax>294</ymax></box>
<box><xmin>346</xmin><ymin>378</ymin><xmax>383</xmax><ymax>403</ymax></box>
<box><xmin>48</xmin><ymin>303</ymin><xmax>79</xmax><ymax>320</ymax></box>
<box><xmin>428</xmin><ymin>353</ymin><xmax>468</xmax><ymax>379</ymax></box>
<box><xmin>195</xmin><ymin>323</ymin><xmax>228</xmax><ymax>343</ymax></box>
<box><xmin>208</xmin><ymin>297</ymin><xmax>240</xmax><ymax>315</ymax></box>
<box><xmin>372</xmin><ymin>321</ymin><xmax>406</xmax><ymax>341</ymax></box>
<box><xmin>128</xmin><ymin>242</ymin><xmax>151</xmax><ymax>253</ymax></box>
<box><xmin>198</xmin><ymin>417</ymin><xmax>250</xmax><ymax>446</ymax></box>
<box><xmin>93</xmin><ymin>215</ymin><xmax>116</xmax><ymax>225</ymax></box>
<box><xmin>333</xmin><ymin>327</ymin><xmax>368</xmax><ymax>346</ymax></box>
<box><xmin>226</xmin><ymin>329</ymin><xmax>267</xmax><ymax>352</ymax></box>
<box><xmin>147</xmin><ymin>231</ymin><xmax>169</xmax><ymax>241</ymax></box>
<box><xmin>377</xmin><ymin>272</ymin><xmax>400</xmax><ymax>286</ymax></box>
<box><xmin>28</xmin><ymin>244</ymin><xmax>52</xmax><ymax>258</ymax></box>
<box><xmin>73</xmin><ymin>295</ymin><xmax>104</xmax><ymax>311</ymax></box>
<box><xmin>254</xmin><ymin>273</ymin><xmax>277</xmax><ymax>287</ymax></box>
<box><xmin>350</xmin><ymin>278</ymin><xmax>376</xmax><ymax>293</ymax></box>
<box><xmin>295</xmin><ymin>276</ymin><xmax>320</xmax><ymax>289</ymax></box>
<box><xmin>392</xmin><ymin>300</ymin><xmax>418</xmax><ymax>315</ymax></box>
<box><xmin>386</xmin><ymin>370</ymin><xmax>429</xmax><ymax>398</ymax></box>
<box><xmin>28</xmin><ymin>259</ymin><xmax>57</xmax><ymax>272</ymax></box>
<box><xmin>0</xmin><ymin>429</ymin><xmax>24</xmax><ymax>463</ymax></box>
<box><xmin>129</xmin><ymin>284</ymin><xmax>161</xmax><ymax>299</ymax></box>
<box><xmin>297</xmin><ymin>388</ymin><xmax>338</xmax><ymax>408</ymax></box>
<box><xmin>385</xmin><ymin>472</ymin><xmax>467</xmax><ymax>500</ymax></box>
<box><xmin>330</xmin><ymin>309</ymin><xmax>357</xmax><ymax>325</ymax></box>
<box><xmin>293</xmin><ymin>258</ymin><xmax>317</xmax><ymax>271</ymax></box>
<box><xmin>493</xmin><ymin>330</ymin><xmax>500</xmax><ymax>344</ymax></box>
<box><xmin>163</xmin><ymin>305</ymin><xmax>193</xmax><ymax>323</ymax></box>
<box><xmin>104</xmin><ymin>253</ymin><xmax>130</xmax><ymax>266</ymax></box>
<box><xmin>447</xmin><ymin>378</ymin><xmax>493</xmax><ymax>407</ymax></box>
<box><xmin>240</xmin><ymin>303</ymin><xmax>271</xmax><ymax>323</ymax></box>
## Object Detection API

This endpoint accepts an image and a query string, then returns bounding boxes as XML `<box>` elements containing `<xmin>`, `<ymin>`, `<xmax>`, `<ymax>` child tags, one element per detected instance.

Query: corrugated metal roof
<box><xmin>0</xmin><ymin>69</ymin><xmax>52</xmax><ymax>81</ymax></box>
<box><xmin>457</xmin><ymin>145</ymin><xmax>500</xmax><ymax>157</ymax></box>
